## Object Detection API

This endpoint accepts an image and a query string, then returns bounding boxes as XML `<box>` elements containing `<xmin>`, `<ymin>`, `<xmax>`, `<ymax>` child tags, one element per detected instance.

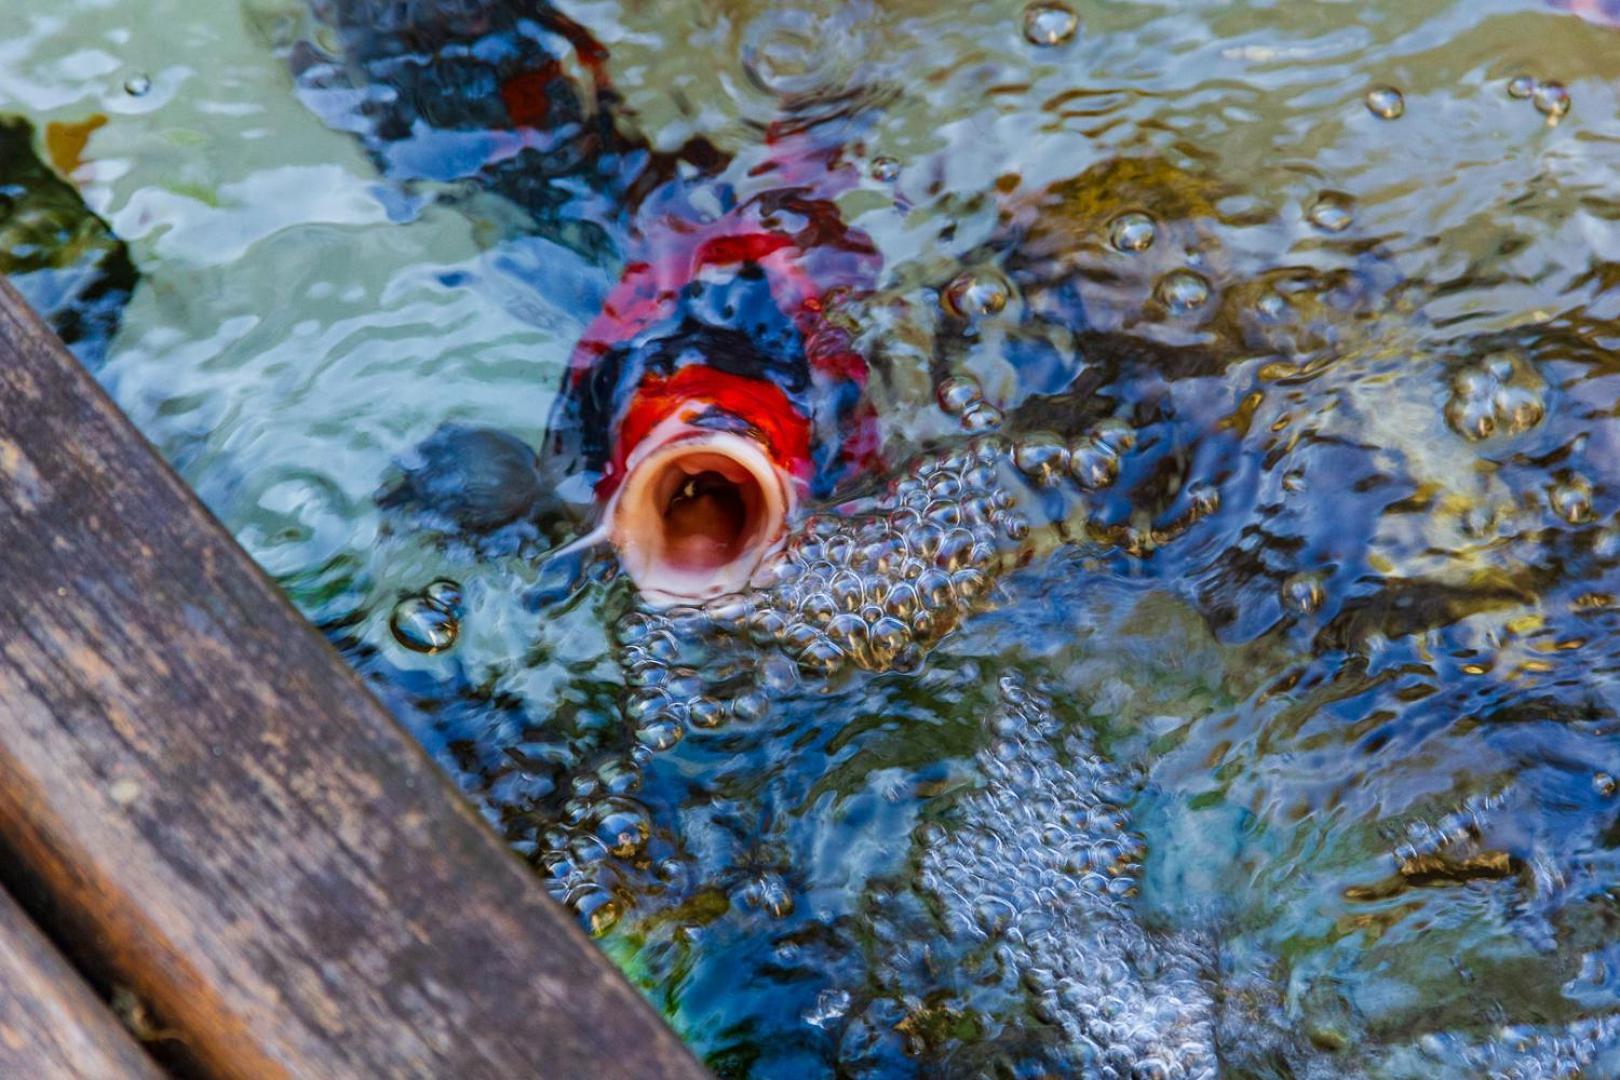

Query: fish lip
<box><xmin>606</xmin><ymin>417</ymin><xmax>799</xmax><ymax>608</ymax></box>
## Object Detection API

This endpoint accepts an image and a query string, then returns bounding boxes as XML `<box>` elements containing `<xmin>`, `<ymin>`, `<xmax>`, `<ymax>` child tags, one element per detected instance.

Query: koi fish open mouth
<box><xmin>603</xmin><ymin>418</ymin><xmax>796</xmax><ymax>605</ymax></box>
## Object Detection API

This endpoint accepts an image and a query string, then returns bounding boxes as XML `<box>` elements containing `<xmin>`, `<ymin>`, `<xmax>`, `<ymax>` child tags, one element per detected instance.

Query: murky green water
<box><xmin>6</xmin><ymin>0</ymin><xmax>1620</xmax><ymax>1075</ymax></box>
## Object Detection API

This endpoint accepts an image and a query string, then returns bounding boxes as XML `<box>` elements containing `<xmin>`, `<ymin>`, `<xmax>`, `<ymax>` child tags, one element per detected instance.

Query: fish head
<box><xmin>604</xmin><ymin>412</ymin><xmax>799</xmax><ymax>606</ymax></box>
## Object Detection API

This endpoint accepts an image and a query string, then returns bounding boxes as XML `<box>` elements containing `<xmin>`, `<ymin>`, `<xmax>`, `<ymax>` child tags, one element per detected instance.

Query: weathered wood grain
<box><xmin>0</xmin><ymin>884</ymin><xmax>164</xmax><ymax>1078</ymax></box>
<box><xmin>0</xmin><ymin>273</ymin><xmax>706</xmax><ymax>1079</ymax></box>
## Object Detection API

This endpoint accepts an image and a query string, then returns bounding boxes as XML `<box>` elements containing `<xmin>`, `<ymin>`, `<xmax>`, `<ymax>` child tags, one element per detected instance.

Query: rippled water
<box><xmin>7</xmin><ymin>0</ymin><xmax>1620</xmax><ymax>1075</ymax></box>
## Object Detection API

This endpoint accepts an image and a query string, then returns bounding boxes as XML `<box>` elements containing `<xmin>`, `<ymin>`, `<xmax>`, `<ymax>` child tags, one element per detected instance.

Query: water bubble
<box><xmin>748</xmin><ymin>607</ymin><xmax>788</xmax><ymax>645</ymax></box>
<box><xmin>635</xmin><ymin>718</ymin><xmax>684</xmax><ymax>752</ymax></box>
<box><xmin>1532</xmin><ymin>81</ymin><xmax>1571</xmax><ymax>125</ymax></box>
<box><xmin>1445</xmin><ymin>352</ymin><xmax>1546</xmax><ymax>441</ymax></box>
<box><xmin>937</xmin><ymin>375</ymin><xmax>984</xmax><ymax>415</ymax></box>
<box><xmin>1364</xmin><ymin>85</ymin><xmax>1404</xmax><ymax>119</ymax></box>
<box><xmin>593</xmin><ymin>801</ymin><xmax>651</xmax><ymax>858</ymax></box>
<box><xmin>868</xmin><ymin>617</ymin><xmax>910</xmax><ymax>663</ymax></box>
<box><xmin>596</xmin><ymin>758</ymin><xmax>643</xmax><ymax>796</ymax></box>
<box><xmin>1022</xmin><ymin>1</ymin><xmax>1079</xmax><ymax>46</ymax></box>
<box><xmin>1550</xmin><ymin>475</ymin><xmax>1594</xmax><ymax>525</ymax></box>
<box><xmin>1155</xmin><ymin>270</ymin><xmax>1210</xmax><ymax>315</ymax></box>
<box><xmin>800</xmin><ymin>590</ymin><xmax>838</xmax><ymax>625</ymax></box>
<box><xmin>1069</xmin><ymin>438</ymin><xmax>1120</xmax><ymax>490</ymax></box>
<box><xmin>884</xmin><ymin>582</ymin><xmax>921</xmax><ymax>621</ymax></box>
<box><xmin>797</xmin><ymin>634</ymin><xmax>846</xmax><ymax>674</ymax></box>
<box><xmin>997</xmin><ymin>510</ymin><xmax>1030</xmax><ymax>541</ymax></box>
<box><xmin>1107</xmin><ymin>211</ymin><xmax>1157</xmax><ymax>253</ymax></box>
<box><xmin>1013</xmin><ymin>433</ymin><xmax>1071</xmax><ymax>486</ymax></box>
<box><xmin>390</xmin><ymin>597</ymin><xmax>458</xmax><ymax>653</ymax></box>
<box><xmin>824</xmin><ymin>617</ymin><xmax>869</xmax><ymax>671</ymax></box>
<box><xmin>1508</xmin><ymin>75</ymin><xmax>1537</xmax><ymax>100</ymax></box>
<box><xmin>1596</xmin><ymin>772</ymin><xmax>1617</xmax><ymax>798</ymax></box>
<box><xmin>569</xmin><ymin>885</ymin><xmax>621</xmax><ymax>936</ymax></box>
<box><xmin>870</xmin><ymin>156</ymin><xmax>901</xmax><ymax>182</ymax></box>
<box><xmin>423</xmin><ymin>577</ymin><xmax>465</xmax><ymax>616</ymax></box>
<box><xmin>688</xmin><ymin>695</ymin><xmax>727</xmax><ymax>729</ymax></box>
<box><xmin>952</xmin><ymin>568</ymin><xmax>991</xmax><ymax>604</ymax></box>
<box><xmin>730</xmin><ymin>688</ymin><xmax>770</xmax><ymax>723</ymax></box>
<box><xmin>942</xmin><ymin>269</ymin><xmax>1012</xmax><ymax>320</ymax></box>
<box><xmin>1280</xmin><ymin>571</ymin><xmax>1326</xmax><ymax>615</ymax></box>
<box><xmin>123</xmin><ymin>73</ymin><xmax>151</xmax><ymax>97</ymax></box>
<box><xmin>917</xmin><ymin>569</ymin><xmax>955</xmax><ymax>611</ymax></box>
<box><xmin>740</xmin><ymin>875</ymin><xmax>795</xmax><ymax>919</ymax></box>
<box><xmin>1307</xmin><ymin>192</ymin><xmax>1354</xmax><ymax>233</ymax></box>
<box><xmin>961</xmin><ymin>401</ymin><xmax>1005</xmax><ymax>432</ymax></box>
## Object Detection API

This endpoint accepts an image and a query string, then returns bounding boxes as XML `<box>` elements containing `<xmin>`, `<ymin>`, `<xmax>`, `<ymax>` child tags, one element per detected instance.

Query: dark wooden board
<box><xmin>0</xmin><ymin>884</ymin><xmax>164</xmax><ymax>1078</ymax></box>
<box><xmin>0</xmin><ymin>273</ymin><xmax>707</xmax><ymax>1079</ymax></box>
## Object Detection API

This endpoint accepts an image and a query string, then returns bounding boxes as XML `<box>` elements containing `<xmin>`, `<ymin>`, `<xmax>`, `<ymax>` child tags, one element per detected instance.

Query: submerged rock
<box><xmin>0</xmin><ymin>116</ymin><xmax>138</xmax><ymax>368</ymax></box>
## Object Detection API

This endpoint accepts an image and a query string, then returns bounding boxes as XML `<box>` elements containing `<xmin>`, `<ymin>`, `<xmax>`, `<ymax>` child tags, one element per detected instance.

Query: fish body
<box><xmin>545</xmin><ymin>133</ymin><xmax>884</xmax><ymax>602</ymax></box>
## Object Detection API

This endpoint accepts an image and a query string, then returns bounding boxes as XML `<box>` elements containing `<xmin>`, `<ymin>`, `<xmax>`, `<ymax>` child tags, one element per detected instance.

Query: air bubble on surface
<box><xmin>1021</xmin><ymin>1</ymin><xmax>1079</xmax><ymax>46</ymax></box>
<box><xmin>1108</xmin><ymin>210</ymin><xmax>1157</xmax><ymax>253</ymax></box>
<box><xmin>1156</xmin><ymin>269</ymin><xmax>1210</xmax><ymax>315</ymax></box>
<box><xmin>1508</xmin><ymin>75</ymin><xmax>1537</xmax><ymax>99</ymax></box>
<box><xmin>1365</xmin><ymin>85</ymin><xmax>1404</xmax><ymax>119</ymax></box>
<box><xmin>937</xmin><ymin>374</ymin><xmax>984</xmax><ymax>415</ymax></box>
<box><xmin>592</xmin><ymin>800</ymin><xmax>651</xmax><ymax>858</ymax></box>
<box><xmin>423</xmin><ymin>577</ymin><xmax>465</xmax><ymax>616</ymax></box>
<box><xmin>1444</xmin><ymin>352</ymin><xmax>1546</xmax><ymax>441</ymax></box>
<box><xmin>869</xmin><ymin>156</ymin><xmax>901</xmax><ymax>182</ymax></box>
<box><xmin>960</xmin><ymin>400</ymin><xmax>1005</xmax><ymax>432</ymax></box>
<box><xmin>1280</xmin><ymin>571</ymin><xmax>1326</xmax><ymax>615</ymax></box>
<box><xmin>390</xmin><ymin>594</ymin><xmax>459</xmax><ymax>653</ymax></box>
<box><xmin>1532</xmin><ymin>81</ymin><xmax>1571</xmax><ymax>125</ymax></box>
<box><xmin>1306</xmin><ymin>191</ymin><xmax>1354</xmax><ymax>233</ymax></box>
<box><xmin>866</xmin><ymin>673</ymin><xmax>1220</xmax><ymax>1073</ymax></box>
<box><xmin>123</xmin><ymin>73</ymin><xmax>151</xmax><ymax>96</ymax></box>
<box><xmin>942</xmin><ymin>269</ymin><xmax>1012</xmax><ymax>320</ymax></box>
<box><xmin>1550</xmin><ymin>475</ymin><xmax>1594</xmax><ymax>525</ymax></box>
<box><xmin>568</xmin><ymin>885</ymin><xmax>621</xmax><ymax>937</ymax></box>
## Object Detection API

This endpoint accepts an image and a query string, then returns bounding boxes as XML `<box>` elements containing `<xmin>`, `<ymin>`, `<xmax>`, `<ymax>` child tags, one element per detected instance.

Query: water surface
<box><xmin>5</xmin><ymin>0</ymin><xmax>1620</xmax><ymax>1074</ymax></box>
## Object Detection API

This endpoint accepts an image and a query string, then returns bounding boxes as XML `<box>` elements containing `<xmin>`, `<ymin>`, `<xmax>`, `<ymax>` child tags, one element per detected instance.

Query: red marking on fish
<box><xmin>609</xmin><ymin>365</ymin><xmax>815</xmax><ymax>497</ymax></box>
<box><xmin>500</xmin><ymin>67</ymin><xmax>557</xmax><ymax>129</ymax></box>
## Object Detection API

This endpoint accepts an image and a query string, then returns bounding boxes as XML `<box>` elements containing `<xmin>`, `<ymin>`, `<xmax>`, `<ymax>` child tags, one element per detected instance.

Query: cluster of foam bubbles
<box><xmin>389</xmin><ymin>578</ymin><xmax>464</xmax><ymax>653</ymax></box>
<box><xmin>621</xmin><ymin>433</ymin><xmax>1072</xmax><ymax>687</ymax></box>
<box><xmin>533</xmin><ymin>751</ymin><xmax>658</xmax><ymax>937</ymax></box>
<box><xmin>1394</xmin><ymin>1015</ymin><xmax>1620</xmax><ymax>1079</ymax></box>
<box><xmin>535</xmin><ymin>426</ymin><xmax>1168</xmax><ymax>931</ymax></box>
<box><xmin>851</xmin><ymin>672</ymin><xmax>1221</xmax><ymax>1076</ymax></box>
<box><xmin>1444</xmin><ymin>350</ymin><xmax>1548</xmax><ymax>442</ymax></box>
<box><xmin>1508</xmin><ymin>73</ymin><xmax>1573</xmax><ymax>125</ymax></box>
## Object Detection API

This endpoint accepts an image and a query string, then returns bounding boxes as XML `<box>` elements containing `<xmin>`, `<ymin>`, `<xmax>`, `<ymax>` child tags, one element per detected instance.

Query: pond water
<box><xmin>6</xmin><ymin>0</ymin><xmax>1620</xmax><ymax>1075</ymax></box>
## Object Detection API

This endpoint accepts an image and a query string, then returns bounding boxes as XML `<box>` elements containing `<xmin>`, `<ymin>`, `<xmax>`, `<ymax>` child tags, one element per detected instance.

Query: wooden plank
<box><xmin>0</xmin><ymin>273</ymin><xmax>706</xmax><ymax>1079</ymax></box>
<box><xmin>0</xmin><ymin>884</ymin><xmax>164</xmax><ymax>1078</ymax></box>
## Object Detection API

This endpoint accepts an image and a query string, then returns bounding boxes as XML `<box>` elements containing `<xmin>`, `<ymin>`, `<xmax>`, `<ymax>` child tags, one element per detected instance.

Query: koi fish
<box><xmin>543</xmin><ymin>130</ymin><xmax>884</xmax><ymax>605</ymax></box>
<box><xmin>313</xmin><ymin>1</ymin><xmax>886</xmax><ymax>605</ymax></box>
